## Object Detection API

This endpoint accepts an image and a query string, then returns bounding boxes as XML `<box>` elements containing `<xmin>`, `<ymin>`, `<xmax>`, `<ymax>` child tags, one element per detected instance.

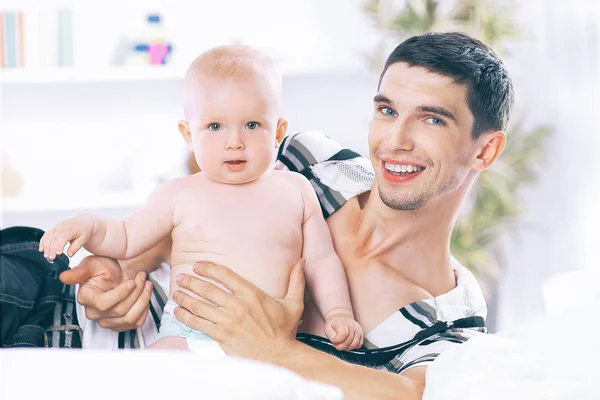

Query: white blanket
<box><xmin>0</xmin><ymin>350</ymin><xmax>343</xmax><ymax>400</ymax></box>
<box><xmin>424</xmin><ymin>289</ymin><xmax>600</xmax><ymax>400</ymax></box>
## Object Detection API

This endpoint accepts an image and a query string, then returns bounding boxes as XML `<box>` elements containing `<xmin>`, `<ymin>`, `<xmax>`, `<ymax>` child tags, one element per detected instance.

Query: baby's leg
<box><xmin>146</xmin><ymin>336</ymin><xmax>189</xmax><ymax>350</ymax></box>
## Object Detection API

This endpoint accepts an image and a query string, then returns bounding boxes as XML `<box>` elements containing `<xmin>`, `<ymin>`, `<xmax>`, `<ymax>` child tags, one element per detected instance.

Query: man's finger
<box><xmin>108</xmin><ymin>272</ymin><xmax>147</xmax><ymax>317</ymax></box>
<box><xmin>173</xmin><ymin>291</ymin><xmax>225</xmax><ymax>324</ymax></box>
<box><xmin>192</xmin><ymin>261</ymin><xmax>258</xmax><ymax>300</ymax></box>
<box><xmin>120</xmin><ymin>279</ymin><xmax>153</xmax><ymax>323</ymax></box>
<box><xmin>135</xmin><ymin>305</ymin><xmax>150</xmax><ymax>328</ymax></box>
<box><xmin>97</xmin><ymin>316</ymin><xmax>137</xmax><ymax>332</ymax></box>
<box><xmin>284</xmin><ymin>259</ymin><xmax>306</xmax><ymax>303</ymax></box>
<box><xmin>79</xmin><ymin>278</ymin><xmax>135</xmax><ymax>311</ymax></box>
<box><xmin>173</xmin><ymin>306</ymin><xmax>221</xmax><ymax>341</ymax></box>
<box><xmin>60</xmin><ymin>264</ymin><xmax>96</xmax><ymax>285</ymax></box>
<box><xmin>176</xmin><ymin>273</ymin><xmax>237</xmax><ymax>310</ymax></box>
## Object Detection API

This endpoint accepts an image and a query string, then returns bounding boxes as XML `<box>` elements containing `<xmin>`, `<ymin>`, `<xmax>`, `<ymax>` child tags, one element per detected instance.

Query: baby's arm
<box><xmin>40</xmin><ymin>180</ymin><xmax>176</xmax><ymax>261</ymax></box>
<box><xmin>297</xmin><ymin>176</ymin><xmax>363</xmax><ymax>350</ymax></box>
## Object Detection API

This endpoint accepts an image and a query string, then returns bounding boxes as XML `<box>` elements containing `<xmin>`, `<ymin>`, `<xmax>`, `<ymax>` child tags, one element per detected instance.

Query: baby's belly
<box><xmin>169</xmin><ymin>249</ymin><xmax>300</xmax><ymax>302</ymax></box>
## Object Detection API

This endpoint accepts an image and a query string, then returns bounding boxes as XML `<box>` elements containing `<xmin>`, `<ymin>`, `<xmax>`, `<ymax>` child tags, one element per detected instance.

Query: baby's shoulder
<box><xmin>270</xmin><ymin>170</ymin><xmax>310</xmax><ymax>186</ymax></box>
<box><xmin>153</xmin><ymin>173</ymin><xmax>208</xmax><ymax>197</ymax></box>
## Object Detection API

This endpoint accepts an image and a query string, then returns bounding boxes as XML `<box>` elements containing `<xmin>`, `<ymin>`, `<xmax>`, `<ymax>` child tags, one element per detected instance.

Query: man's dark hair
<box><xmin>380</xmin><ymin>32</ymin><xmax>514</xmax><ymax>139</ymax></box>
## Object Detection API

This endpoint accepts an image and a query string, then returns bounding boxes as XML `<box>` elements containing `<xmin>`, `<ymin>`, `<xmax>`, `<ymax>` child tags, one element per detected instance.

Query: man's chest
<box><xmin>326</xmin><ymin>200</ymin><xmax>433</xmax><ymax>334</ymax></box>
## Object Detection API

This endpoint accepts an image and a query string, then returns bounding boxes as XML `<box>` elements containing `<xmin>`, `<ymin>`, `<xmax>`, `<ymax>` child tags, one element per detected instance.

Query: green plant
<box><xmin>363</xmin><ymin>0</ymin><xmax>552</xmax><ymax>292</ymax></box>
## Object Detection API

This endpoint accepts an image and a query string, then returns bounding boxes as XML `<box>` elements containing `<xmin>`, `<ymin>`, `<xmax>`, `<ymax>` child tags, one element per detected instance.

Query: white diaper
<box><xmin>159</xmin><ymin>300</ymin><xmax>225</xmax><ymax>356</ymax></box>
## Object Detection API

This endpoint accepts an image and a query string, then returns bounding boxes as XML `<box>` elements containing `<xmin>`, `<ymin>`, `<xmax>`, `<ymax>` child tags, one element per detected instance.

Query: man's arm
<box><xmin>173</xmin><ymin>260</ymin><xmax>427</xmax><ymax>400</ymax></box>
<box><xmin>268</xmin><ymin>339</ymin><xmax>426</xmax><ymax>400</ymax></box>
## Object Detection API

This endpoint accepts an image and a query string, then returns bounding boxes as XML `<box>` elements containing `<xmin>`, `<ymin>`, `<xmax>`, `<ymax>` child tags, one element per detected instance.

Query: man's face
<box><xmin>369</xmin><ymin>62</ymin><xmax>478</xmax><ymax>210</ymax></box>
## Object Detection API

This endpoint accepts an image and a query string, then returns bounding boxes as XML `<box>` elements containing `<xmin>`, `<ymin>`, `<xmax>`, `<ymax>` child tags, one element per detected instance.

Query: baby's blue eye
<box><xmin>246</xmin><ymin>121</ymin><xmax>260</xmax><ymax>130</ymax></box>
<box><xmin>208</xmin><ymin>123</ymin><xmax>221</xmax><ymax>131</ymax></box>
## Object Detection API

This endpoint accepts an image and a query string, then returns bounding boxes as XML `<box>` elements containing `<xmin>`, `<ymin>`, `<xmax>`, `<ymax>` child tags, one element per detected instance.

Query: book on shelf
<box><xmin>1</xmin><ymin>8</ymin><xmax>73</xmax><ymax>69</ymax></box>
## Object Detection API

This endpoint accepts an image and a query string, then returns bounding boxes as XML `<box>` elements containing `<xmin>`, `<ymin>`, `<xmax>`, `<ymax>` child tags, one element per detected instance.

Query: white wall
<box><xmin>495</xmin><ymin>0</ymin><xmax>600</xmax><ymax>330</ymax></box>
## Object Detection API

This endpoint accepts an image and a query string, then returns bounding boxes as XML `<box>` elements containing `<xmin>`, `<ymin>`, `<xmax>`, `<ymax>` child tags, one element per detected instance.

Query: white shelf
<box><xmin>2</xmin><ymin>190</ymin><xmax>150</xmax><ymax>213</ymax></box>
<box><xmin>1</xmin><ymin>64</ymin><xmax>367</xmax><ymax>85</ymax></box>
<box><xmin>1</xmin><ymin>65</ymin><xmax>187</xmax><ymax>84</ymax></box>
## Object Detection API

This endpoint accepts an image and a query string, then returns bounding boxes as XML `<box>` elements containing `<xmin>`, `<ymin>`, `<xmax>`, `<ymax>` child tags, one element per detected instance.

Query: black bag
<box><xmin>0</xmin><ymin>226</ymin><xmax>82</xmax><ymax>348</ymax></box>
<box><xmin>297</xmin><ymin>316</ymin><xmax>485</xmax><ymax>367</ymax></box>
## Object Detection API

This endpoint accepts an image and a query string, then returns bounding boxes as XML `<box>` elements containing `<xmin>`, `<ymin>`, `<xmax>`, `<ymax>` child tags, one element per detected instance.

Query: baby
<box><xmin>40</xmin><ymin>45</ymin><xmax>363</xmax><ymax>353</ymax></box>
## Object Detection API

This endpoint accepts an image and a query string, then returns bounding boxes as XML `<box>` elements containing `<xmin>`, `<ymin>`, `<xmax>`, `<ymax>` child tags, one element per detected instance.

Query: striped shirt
<box><xmin>77</xmin><ymin>130</ymin><xmax>487</xmax><ymax>374</ymax></box>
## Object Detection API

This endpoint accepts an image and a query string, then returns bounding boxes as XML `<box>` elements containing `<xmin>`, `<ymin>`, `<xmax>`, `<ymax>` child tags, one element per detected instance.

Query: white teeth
<box><xmin>384</xmin><ymin>162</ymin><xmax>423</xmax><ymax>173</ymax></box>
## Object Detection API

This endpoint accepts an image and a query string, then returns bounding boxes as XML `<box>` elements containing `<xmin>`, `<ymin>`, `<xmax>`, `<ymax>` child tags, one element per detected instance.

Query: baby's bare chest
<box><xmin>171</xmin><ymin>182</ymin><xmax>305</xmax><ymax>251</ymax></box>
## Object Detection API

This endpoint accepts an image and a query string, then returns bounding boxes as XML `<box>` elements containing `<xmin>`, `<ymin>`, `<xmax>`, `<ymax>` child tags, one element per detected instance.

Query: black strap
<box><xmin>296</xmin><ymin>316</ymin><xmax>485</xmax><ymax>367</ymax></box>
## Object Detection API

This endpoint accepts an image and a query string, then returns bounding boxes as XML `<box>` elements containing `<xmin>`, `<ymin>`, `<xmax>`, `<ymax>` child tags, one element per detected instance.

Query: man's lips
<box><xmin>380</xmin><ymin>159</ymin><xmax>426</xmax><ymax>183</ymax></box>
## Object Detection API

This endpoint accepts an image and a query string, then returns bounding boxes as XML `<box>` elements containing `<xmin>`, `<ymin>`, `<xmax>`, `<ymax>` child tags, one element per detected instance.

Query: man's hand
<box><xmin>172</xmin><ymin>259</ymin><xmax>306</xmax><ymax>360</ymax></box>
<box><xmin>60</xmin><ymin>255</ymin><xmax>152</xmax><ymax>331</ymax></box>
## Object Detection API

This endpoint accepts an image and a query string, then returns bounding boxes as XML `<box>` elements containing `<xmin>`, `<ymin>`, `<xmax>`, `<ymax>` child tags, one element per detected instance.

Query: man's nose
<box><xmin>225</xmin><ymin>129</ymin><xmax>245</xmax><ymax>150</ymax></box>
<box><xmin>384</xmin><ymin>117</ymin><xmax>415</xmax><ymax>151</ymax></box>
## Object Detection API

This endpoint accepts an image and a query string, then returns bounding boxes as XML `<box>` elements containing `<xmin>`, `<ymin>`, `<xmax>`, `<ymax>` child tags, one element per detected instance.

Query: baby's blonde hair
<box><xmin>184</xmin><ymin>45</ymin><xmax>282</xmax><ymax>119</ymax></box>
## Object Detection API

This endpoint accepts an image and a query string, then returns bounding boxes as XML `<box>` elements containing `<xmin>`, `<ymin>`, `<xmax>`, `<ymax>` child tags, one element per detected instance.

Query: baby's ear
<box><xmin>275</xmin><ymin>118</ymin><xmax>288</xmax><ymax>148</ymax></box>
<box><xmin>178</xmin><ymin>120</ymin><xmax>193</xmax><ymax>150</ymax></box>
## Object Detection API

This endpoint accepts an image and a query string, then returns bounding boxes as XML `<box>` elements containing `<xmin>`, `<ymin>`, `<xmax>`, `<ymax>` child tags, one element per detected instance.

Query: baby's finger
<box><xmin>325</xmin><ymin>323</ymin><xmax>339</xmax><ymax>344</ymax></box>
<box><xmin>349</xmin><ymin>328</ymin><xmax>363</xmax><ymax>350</ymax></box>
<box><xmin>41</xmin><ymin>230</ymin><xmax>53</xmax><ymax>259</ymax></box>
<box><xmin>67</xmin><ymin>235</ymin><xmax>86</xmax><ymax>257</ymax></box>
<box><xmin>335</xmin><ymin>327</ymin><xmax>355</xmax><ymax>351</ymax></box>
<box><xmin>47</xmin><ymin>232</ymin><xmax>60</xmax><ymax>260</ymax></box>
<box><xmin>56</xmin><ymin>229</ymin><xmax>76</xmax><ymax>255</ymax></box>
<box><xmin>39</xmin><ymin>231</ymin><xmax>48</xmax><ymax>252</ymax></box>
<box><xmin>332</xmin><ymin>322</ymin><xmax>350</xmax><ymax>345</ymax></box>
<box><xmin>47</xmin><ymin>229</ymin><xmax>62</xmax><ymax>259</ymax></box>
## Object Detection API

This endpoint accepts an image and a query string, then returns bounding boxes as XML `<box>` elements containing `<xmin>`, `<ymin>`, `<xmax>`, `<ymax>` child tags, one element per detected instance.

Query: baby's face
<box><xmin>184</xmin><ymin>75</ymin><xmax>284</xmax><ymax>184</ymax></box>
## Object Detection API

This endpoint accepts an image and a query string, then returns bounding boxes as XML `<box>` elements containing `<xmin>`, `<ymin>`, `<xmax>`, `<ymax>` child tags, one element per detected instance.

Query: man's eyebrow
<box><xmin>373</xmin><ymin>94</ymin><xmax>394</xmax><ymax>105</ymax></box>
<box><xmin>417</xmin><ymin>105</ymin><xmax>458</xmax><ymax>125</ymax></box>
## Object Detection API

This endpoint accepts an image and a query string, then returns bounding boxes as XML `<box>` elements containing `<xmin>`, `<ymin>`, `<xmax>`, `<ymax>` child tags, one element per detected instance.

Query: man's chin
<box><xmin>378</xmin><ymin>189</ymin><xmax>426</xmax><ymax>211</ymax></box>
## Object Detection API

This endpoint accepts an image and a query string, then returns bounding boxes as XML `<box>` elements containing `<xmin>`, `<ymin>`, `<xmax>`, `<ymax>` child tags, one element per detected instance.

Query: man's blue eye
<box><xmin>246</xmin><ymin>121</ymin><xmax>260</xmax><ymax>130</ymax></box>
<box><xmin>380</xmin><ymin>107</ymin><xmax>396</xmax><ymax>117</ymax></box>
<box><xmin>426</xmin><ymin>117</ymin><xmax>445</xmax><ymax>126</ymax></box>
<box><xmin>208</xmin><ymin>123</ymin><xmax>221</xmax><ymax>131</ymax></box>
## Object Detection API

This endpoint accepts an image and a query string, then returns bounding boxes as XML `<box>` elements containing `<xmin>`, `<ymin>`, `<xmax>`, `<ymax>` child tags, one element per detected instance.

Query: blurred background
<box><xmin>1</xmin><ymin>0</ymin><xmax>599</xmax><ymax>333</ymax></box>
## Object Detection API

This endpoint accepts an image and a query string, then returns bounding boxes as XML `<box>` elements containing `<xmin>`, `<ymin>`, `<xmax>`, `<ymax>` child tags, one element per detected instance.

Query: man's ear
<box><xmin>178</xmin><ymin>120</ymin><xmax>193</xmax><ymax>150</ymax></box>
<box><xmin>471</xmin><ymin>130</ymin><xmax>506</xmax><ymax>171</ymax></box>
<box><xmin>275</xmin><ymin>118</ymin><xmax>288</xmax><ymax>148</ymax></box>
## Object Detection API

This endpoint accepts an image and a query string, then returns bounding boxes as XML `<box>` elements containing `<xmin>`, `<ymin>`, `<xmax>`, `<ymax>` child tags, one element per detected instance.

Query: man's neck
<box><xmin>354</xmin><ymin>183</ymin><xmax>467</xmax><ymax>297</ymax></box>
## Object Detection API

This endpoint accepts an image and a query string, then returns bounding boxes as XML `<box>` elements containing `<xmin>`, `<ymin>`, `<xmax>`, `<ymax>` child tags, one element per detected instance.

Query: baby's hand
<box><xmin>324</xmin><ymin>312</ymin><xmax>364</xmax><ymax>351</ymax></box>
<box><xmin>39</xmin><ymin>216</ymin><xmax>94</xmax><ymax>261</ymax></box>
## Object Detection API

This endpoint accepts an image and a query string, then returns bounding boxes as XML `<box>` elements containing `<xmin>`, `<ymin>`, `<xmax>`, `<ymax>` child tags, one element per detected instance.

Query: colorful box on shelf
<box><xmin>125</xmin><ymin>14</ymin><xmax>173</xmax><ymax>65</ymax></box>
<box><xmin>1</xmin><ymin>8</ymin><xmax>73</xmax><ymax>69</ymax></box>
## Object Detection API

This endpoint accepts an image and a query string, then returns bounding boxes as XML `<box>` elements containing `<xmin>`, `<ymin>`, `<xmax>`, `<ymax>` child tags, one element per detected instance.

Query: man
<box><xmin>61</xmin><ymin>32</ymin><xmax>513</xmax><ymax>399</ymax></box>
